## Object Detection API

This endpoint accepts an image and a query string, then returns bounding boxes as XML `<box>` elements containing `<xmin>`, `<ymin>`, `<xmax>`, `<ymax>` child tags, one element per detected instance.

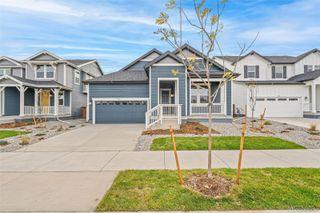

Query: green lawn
<box><xmin>0</xmin><ymin>130</ymin><xmax>30</xmax><ymax>139</ymax></box>
<box><xmin>96</xmin><ymin>168</ymin><xmax>320</xmax><ymax>211</ymax></box>
<box><xmin>151</xmin><ymin>136</ymin><xmax>305</xmax><ymax>150</ymax></box>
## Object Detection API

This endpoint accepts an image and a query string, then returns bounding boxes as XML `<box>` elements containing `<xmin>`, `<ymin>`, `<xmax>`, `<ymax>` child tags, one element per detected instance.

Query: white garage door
<box><xmin>253</xmin><ymin>97</ymin><xmax>303</xmax><ymax>118</ymax></box>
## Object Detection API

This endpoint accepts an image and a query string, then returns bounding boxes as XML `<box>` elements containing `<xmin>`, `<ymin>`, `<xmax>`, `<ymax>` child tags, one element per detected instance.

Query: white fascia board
<box><xmin>92</xmin><ymin>97</ymin><xmax>149</xmax><ymax>102</ymax></box>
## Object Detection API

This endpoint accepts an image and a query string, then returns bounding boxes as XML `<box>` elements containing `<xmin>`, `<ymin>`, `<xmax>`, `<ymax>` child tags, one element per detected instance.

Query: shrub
<box><xmin>56</xmin><ymin>125</ymin><xmax>64</xmax><ymax>132</ymax></box>
<box><xmin>264</xmin><ymin>121</ymin><xmax>272</xmax><ymax>125</ymax></box>
<box><xmin>69</xmin><ymin>125</ymin><xmax>76</xmax><ymax>128</ymax></box>
<box><xmin>0</xmin><ymin>140</ymin><xmax>8</xmax><ymax>146</ymax></box>
<box><xmin>19</xmin><ymin>136</ymin><xmax>30</xmax><ymax>145</ymax></box>
<box><xmin>35</xmin><ymin>133</ymin><xmax>46</xmax><ymax>137</ymax></box>
<box><xmin>309</xmin><ymin>124</ymin><xmax>317</xmax><ymax>132</ymax></box>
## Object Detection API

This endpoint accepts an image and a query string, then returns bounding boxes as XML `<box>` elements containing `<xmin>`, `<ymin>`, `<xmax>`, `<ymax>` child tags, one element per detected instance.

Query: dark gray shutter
<box><xmin>283</xmin><ymin>66</ymin><xmax>287</xmax><ymax>78</ymax></box>
<box><xmin>255</xmin><ymin>65</ymin><xmax>259</xmax><ymax>78</ymax></box>
<box><xmin>244</xmin><ymin>65</ymin><xmax>248</xmax><ymax>78</ymax></box>
<box><xmin>272</xmin><ymin>66</ymin><xmax>275</xmax><ymax>79</ymax></box>
<box><xmin>304</xmin><ymin>65</ymin><xmax>308</xmax><ymax>73</ymax></box>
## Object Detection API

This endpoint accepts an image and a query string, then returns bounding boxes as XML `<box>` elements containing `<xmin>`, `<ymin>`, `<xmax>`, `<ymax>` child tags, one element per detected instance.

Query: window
<box><xmin>58</xmin><ymin>91</ymin><xmax>64</xmax><ymax>106</ymax></box>
<box><xmin>74</xmin><ymin>70</ymin><xmax>80</xmax><ymax>85</ymax></box>
<box><xmin>0</xmin><ymin>68</ymin><xmax>10</xmax><ymax>76</ymax></box>
<box><xmin>191</xmin><ymin>96</ymin><xmax>197</xmax><ymax>103</ymax></box>
<box><xmin>275</xmin><ymin>66</ymin><xmax>283</xmax><ymax>78</ymax></box>
<box><xmin>247</xmin><ymin>66</ymin><xmax>257</xmax><ymax>78</ymax></box>
<box><xmin>46</xmin><ymin>65</ymin><xmax>54</xmax><ymax>78</ymax></box>
<box><xmin>267</xmin><ymin>98</ymin><xmax>276</xmax><ymax>101</ymax></box>
<box><xmin>256</xmin><ymin>98</ymin><xmax>265</xmax><ymax>101</ymax></box>
<box><xmin>314</xmin><ymin>65</ymin><xmax>320</xmax><ymax>70</ymax></box>
<box><xmin>306</xmin><ymin>65</ymin><xmax>313</xmax><ymax>72</ymax></box>
<box><xmin>278</xmin><ymin>98</ymin><xmax>287</xmax><ymax>101</ymax></box>
<box><xmin>36</xmin><ymin>65</ymin><xmax>54</xmax><ymax>79</ymax></box>
<box><xmin>200</xmin><ymin>95</ymin><xmax>208</xmax><ymax>103</ymax></box>
<box><xmin>289</xmin><ymin>98</ymin><xmax>298</xmax><ymax>101</ymax></box>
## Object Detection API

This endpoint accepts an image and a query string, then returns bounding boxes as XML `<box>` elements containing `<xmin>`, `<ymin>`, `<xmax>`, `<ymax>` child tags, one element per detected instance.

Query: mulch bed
<box><xmin>0</xmin><ymin>122</ymin><xmax>33</xmax><ymax>128</ymax></box>
<box><xmin>142</xmin><ymin>122</ymin><xmax>220</xmax><ymax>135</ymax></box>
<box><xmin>185</xmin><ymin>174</ymin><xmax>233</xmax><ymax>198</ymax></box>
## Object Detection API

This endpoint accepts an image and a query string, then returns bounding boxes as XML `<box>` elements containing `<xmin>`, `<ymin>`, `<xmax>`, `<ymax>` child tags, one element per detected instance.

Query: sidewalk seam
<box><xmin>100</xmin><ymin>151</ymin><xmax>120</xmax><ymax>171</ymax></box>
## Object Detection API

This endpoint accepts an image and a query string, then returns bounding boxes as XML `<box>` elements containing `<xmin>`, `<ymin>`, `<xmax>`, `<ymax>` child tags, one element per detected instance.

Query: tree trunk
<box><xmin>207</xmin><ymin>83</ymin><xmax>213</xmax><ymax>178</ymax></box>
<box><xmin>251</xmin><ymin>109</ymin><xmax>254</xmax><ymax>128</ymax></box>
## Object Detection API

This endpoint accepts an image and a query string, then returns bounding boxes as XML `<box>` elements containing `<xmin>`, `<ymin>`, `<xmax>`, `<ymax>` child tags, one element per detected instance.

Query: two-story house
<box><xmin>0</xmin><ymin>50</ymin><xmax>103</xmax><ymax>119</ymax></box>
<box><xmin>215</xmin><ymin>48</ymin><xmax>320</xmax><ymax>118</ymax></box>
<box><xmin>85</xmin><ymin>44</ymin><xmax>237</xmax><ymax>128</ymax></box>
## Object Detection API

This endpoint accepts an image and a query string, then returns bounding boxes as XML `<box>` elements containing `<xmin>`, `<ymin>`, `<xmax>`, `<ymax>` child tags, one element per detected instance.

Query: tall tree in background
<box><xmin>155</xmin><ymin>0</ymin><xmax>257</xmax><ymax>178</ymax></box>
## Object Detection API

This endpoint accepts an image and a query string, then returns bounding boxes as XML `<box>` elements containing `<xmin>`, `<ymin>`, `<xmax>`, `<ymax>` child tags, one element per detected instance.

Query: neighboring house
<box><xmin>0</xmin><ymin>50</ymin><xmax>103</xmax><ymax>119</ymax></box>
<box><xmin>85</xmin><ymin>44</ymin><xmax>236</xmax><ymax>128</ymax></box>
<box><xmin>215</xmin><ymin>48</ymin><xmax>320</xmax><ymax>118</ymax></box>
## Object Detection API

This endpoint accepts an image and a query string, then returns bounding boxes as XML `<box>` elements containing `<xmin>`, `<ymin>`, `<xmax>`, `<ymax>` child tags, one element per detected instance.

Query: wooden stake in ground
<box><xmin>170</xmin><ymin>127</ymin><xmax>184</xmax><ymax>185</ymax></box>
<box><xmin>236</xmin><ymin>108</ymin><xmax>247</xmax><ymax>185</ymax></box>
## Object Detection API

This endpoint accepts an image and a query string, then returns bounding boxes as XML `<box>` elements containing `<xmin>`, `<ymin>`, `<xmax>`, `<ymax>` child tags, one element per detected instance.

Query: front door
<box><xmin>40</xmin><ymin>90</ymin><xmax>50</xmax><ymax>107</ymax></box>
<box><xmin>160</xmin><ymin>90</ymin><xmax>171</xmax><ymax>104</ymax></box>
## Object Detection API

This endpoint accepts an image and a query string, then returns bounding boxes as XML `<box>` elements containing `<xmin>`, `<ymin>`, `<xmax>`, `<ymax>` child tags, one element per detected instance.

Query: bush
<box><xmin>19</xmin><ymin>136</ymin><xmax>30</xmax><ymax>145</ymax></box>
<box><xmin>309</xmin><ymin>124</ymin><xmax>317</xmax><ymax>132</ymax></box>
<box><xmin>35</xmin><ymin>133</ymin><xmax>46</xmax><ymax>137</ymax></box>
<box><xmin>0</xmin><ymin>140</ymin><xmax>8</xmax><ymax>146</ymax></box>
<box><xmin>264</xmin><ymin>121</ymin><xmax>272</xmax><ymax>125</ymax></box>
<box><xmin>69</xmin><ymin>125</ymin><xmax>76</xmax><ymax>128</ymax></box>
<box><xmin>56</xmin><ymin>125</ymin><xmax>64</xmax><ymax>132</ymax></box>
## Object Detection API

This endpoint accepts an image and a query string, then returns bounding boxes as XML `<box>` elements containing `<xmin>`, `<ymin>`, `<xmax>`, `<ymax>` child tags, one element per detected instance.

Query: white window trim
<box><xmin>34</xmin><ymin>64</ymin><xmax>55</xmax><ymax>80</ymax></box>
<box><xmin>275</xmin><ymin>66</ymin><xmax>284</xmax><ymax>79</ymax></box>
<box><xmin>0</xmin><ymin>68</ymin><xmax>10</xmax><ymax>76</ymax></box>
<box><xmin>74</xmin><ymin>70</ymin><xmax>80</xmax><ymax>85</ymax></box>
<box><xmin>247</xmin><ymin>65</ymin><xmax>257</xmax><ymax>78</ymax></box>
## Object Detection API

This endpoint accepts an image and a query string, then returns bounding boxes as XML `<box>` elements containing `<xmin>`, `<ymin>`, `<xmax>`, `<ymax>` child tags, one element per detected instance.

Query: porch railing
<box><xmin>24</xmin><ymin>106</ymin><xmax>70</xmax><ymax>116</ymax></box>
<box><xmin>191</xmin><ymin>103</ymin><xmax>224</xmax><ymax>115</ymax></box>
<box><xmin>145</xmin><ymin>104</ymin><xmax>182</xmax><ymax>129</ymax></box>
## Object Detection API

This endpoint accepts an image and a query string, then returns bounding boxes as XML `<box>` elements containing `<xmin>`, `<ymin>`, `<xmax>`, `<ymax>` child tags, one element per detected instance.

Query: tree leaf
<box><xmin>165</xmin><ymin>0</ymin><xmax>176</xmax><ymax>9</ymax></box>
<box><xmin>155</xmin><ymin>12</ymin><xmax>169</xmax><ymax>25</ymax></box>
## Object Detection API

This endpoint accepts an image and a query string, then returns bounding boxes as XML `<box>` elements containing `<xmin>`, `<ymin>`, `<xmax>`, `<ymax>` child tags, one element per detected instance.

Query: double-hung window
<box><xmin>0</xmin><ymin>68</ymin><xmax>10</xmax><ymax>76</ymax></box>
<box><xmin>36</xmin><ymin>65</ymin><xmax>54</xmax><ymax>79</ymax></box>
<box><xmin>74</xmin><ymin>70</ymin><xmax>80</xmax><ymax>85</ymax></box>
<box><xmin>247</xmin><ymin>66</ymin><xmax>257</xmax><ymax>78</ymax></box>
<box><xmin>314</xmin><ymin>65</ymin><xmax>320</xmax><ymax>70</ymax></box>
<box><xmin>275</xmin><ymin>66</ymin><xmax>283</xmax><ymax>78</ymax></box>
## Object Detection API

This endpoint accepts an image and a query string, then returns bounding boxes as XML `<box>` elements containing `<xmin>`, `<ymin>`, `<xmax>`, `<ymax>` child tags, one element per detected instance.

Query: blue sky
<box><xmin>0</xmin><ymin>0</ymin><xmax>319</xmax><ymax>73</ymax></box>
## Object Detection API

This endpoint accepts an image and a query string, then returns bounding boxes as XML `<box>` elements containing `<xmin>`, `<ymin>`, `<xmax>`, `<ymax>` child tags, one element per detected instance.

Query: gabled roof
<box><xmin>119</xmin><ymin>48</ymin><xmax>162</xmax><ymax>72</ymax></box>
<box><xmin>217</xmin><ymin>48</ymin><xmax>320</xmax><ymax>64</ymax></box>
<box><xmin>24</xmin><ymin>50</ymin><xmax>64</xmax><ymax>61</ymax></box>
<box><xmin>295</xmin><ymin>48</ymin><xmax>320</xmax><ymax>63</ymax></box>
<box><xmin>0</xmin><ymin>56</ymin><xmax>23</xmax><ymax>66</ymax></box>
<box><xmin>84</xmin><ymin>70</ymin><xmax>148</xmax><ymax>84</ymax></box>
<box><xmin>288</xmin><ymin>70</ymin><xmax>320</xmax><ymax>82</ymax></box>
<box><xmin>172</xmin><ymin>43</ymin><xmax>228</xmax><ymax>71</ymax></box>
<box><xmin>144</xmin><ymin>51</ymin><xmax>184</xmax><ymax>69</ymax></box>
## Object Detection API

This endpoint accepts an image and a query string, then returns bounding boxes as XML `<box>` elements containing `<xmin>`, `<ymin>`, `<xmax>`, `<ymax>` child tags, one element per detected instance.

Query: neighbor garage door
<box><xmin>253</xmin><ymin>97</ymin><xmax>303</xmax><ymax>117</ymax></box>
<box><xmin>95</xmin><ymin>100</ymin><xmax>147</xmax><ymax>123</ymax></box>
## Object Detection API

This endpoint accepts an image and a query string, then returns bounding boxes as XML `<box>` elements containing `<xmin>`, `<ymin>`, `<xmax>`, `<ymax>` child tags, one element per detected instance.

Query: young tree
<box><xmin>155</xmin><ymin>0</ymin><xmax>257</xmax><ymax>178</ymax></box>
<box><xmin>248</xmin><ymin>82</ymin><xmax>257</xmax><ymax>128</ymax></box>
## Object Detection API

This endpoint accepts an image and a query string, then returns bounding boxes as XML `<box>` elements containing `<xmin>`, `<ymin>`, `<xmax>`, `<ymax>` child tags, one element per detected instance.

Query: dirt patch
<box><xmin>142</xmin><ymin>122</ymin><xmax>220</xmax><ymax>135</ymax></box>
<box><xmin>185</xmin><ymin>174</ymin><xmax>233</xmax><ymax>198</ymax></box>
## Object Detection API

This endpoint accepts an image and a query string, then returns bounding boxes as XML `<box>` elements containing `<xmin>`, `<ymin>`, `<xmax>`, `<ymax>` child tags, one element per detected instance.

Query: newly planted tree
<box><xmin>155</xmin><ymin>0</ymin><xmax>257</xmax><ymax>178</ymax></box>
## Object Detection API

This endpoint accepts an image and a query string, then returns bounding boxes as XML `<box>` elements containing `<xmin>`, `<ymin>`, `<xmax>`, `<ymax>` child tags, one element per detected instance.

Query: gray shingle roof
<box><xmin>217</xmin><ymin>48</ymin><xmax>319</xmax><ymax>64</ymax></box>
<box><xmin>288</xmin><ymin>70</ymin><xmax>320</xmax><ymax>82</ymax></box>
<box><xmin>84</xmin><ymin>70</ymin><xmax>148</xmax><ymax>83</ymax></box>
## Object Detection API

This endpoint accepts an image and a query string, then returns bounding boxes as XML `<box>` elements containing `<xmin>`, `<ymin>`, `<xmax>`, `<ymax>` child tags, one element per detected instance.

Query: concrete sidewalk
<box><xmin>1</xmin><ymin>149</ymin><xmax>319</xmax><ymax>172</ymax></box>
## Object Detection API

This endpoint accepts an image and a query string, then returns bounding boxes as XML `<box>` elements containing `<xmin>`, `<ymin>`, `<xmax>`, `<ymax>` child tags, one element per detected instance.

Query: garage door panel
<box><xmin>95</xmin><ymin>101</ymin><xmax>147</xmax><ymax>123</ymax></box>
<box><xmin>253</xmin><ymin>97</ymin><xmax>303</xmax><ymax>118</ymax></box>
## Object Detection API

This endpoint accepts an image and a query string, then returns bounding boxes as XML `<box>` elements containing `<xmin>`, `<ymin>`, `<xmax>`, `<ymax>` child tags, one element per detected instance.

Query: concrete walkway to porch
<box><xmin>268</xmin><ymin>117</ymin><xmax>320</xmax><ymax>129</ymax></box>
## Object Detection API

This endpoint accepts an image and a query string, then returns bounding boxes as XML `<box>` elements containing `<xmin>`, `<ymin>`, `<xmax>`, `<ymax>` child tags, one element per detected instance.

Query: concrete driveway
<box><xmin>268</xmin><ymin>117</ymin><xmax>320</xmax><ymax>129</ymax></box>
<box><xmin>19</xmin><ymin>124</ymin><xmax>144</xmax><ymax>152</ymax></box>
<box><xmin>0</xmin><ymin>124</ymin><xmax>143</xmax><ymax>212</ymax></box>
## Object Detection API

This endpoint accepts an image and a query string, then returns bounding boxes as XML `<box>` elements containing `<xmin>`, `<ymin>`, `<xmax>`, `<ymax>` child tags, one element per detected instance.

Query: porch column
<box><xmin>0</xmin><ymin>87</ymin><xmax>5</xmax><ymax>117</ymax></box>
<box><xmin>54</xmin><ymin>88</ymin><xmax>59</xmax><ymax>116</ymax></box>
<box><xmin>34</xmin><ymin>88</ymin><xmax>40</xmax><ymax>115</ymax></box>
<box><xmin>311</xmin><ymin>83</ymin><xmax>316</xmax><ymax>113</ymax></box>
<box><xmin>18</xmin><ymin>85</ymin><xmax>27</xmax><ymax>117</ymax></box>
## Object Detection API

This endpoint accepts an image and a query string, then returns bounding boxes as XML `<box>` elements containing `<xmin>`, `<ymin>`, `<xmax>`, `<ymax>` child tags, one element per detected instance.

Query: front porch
<box><xmin>303</xmin><ymin>82</ymin><xmax>320</xmax><ymax>118</ymax></box>
<box><xmin>0</xmin><ymin>75</ymin><xmax>71</xmax><ymax>118</ymax></box>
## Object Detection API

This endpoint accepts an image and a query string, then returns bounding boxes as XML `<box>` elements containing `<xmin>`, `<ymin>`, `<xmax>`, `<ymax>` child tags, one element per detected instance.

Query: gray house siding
<box><xmin>71</xmin><ymin>69</ymin><xmax>86</xmax><ymax>117</ymax></box>
<box><xmin>150</xmin><ymin>66</ymin><xmax>186</xmax><ymax>116</ymax></box>
<box><xmin>24</xmin><ymin>88</ymin><xmax>34</xmax><ymax>106</ymax></box>
<box><xmin>0</xmin><ymin>60</ymin><xmax>16</xmax><ymax>66</ymax></box>
<box><xmin>88</xmin><ymin>83</ymin><xmax>149</xmax><ymax>121</ymax></box>
<box><xmin>4</xmin><ymin>87</ymin><xmax>20</xmax><ymax>116</ymax></box>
